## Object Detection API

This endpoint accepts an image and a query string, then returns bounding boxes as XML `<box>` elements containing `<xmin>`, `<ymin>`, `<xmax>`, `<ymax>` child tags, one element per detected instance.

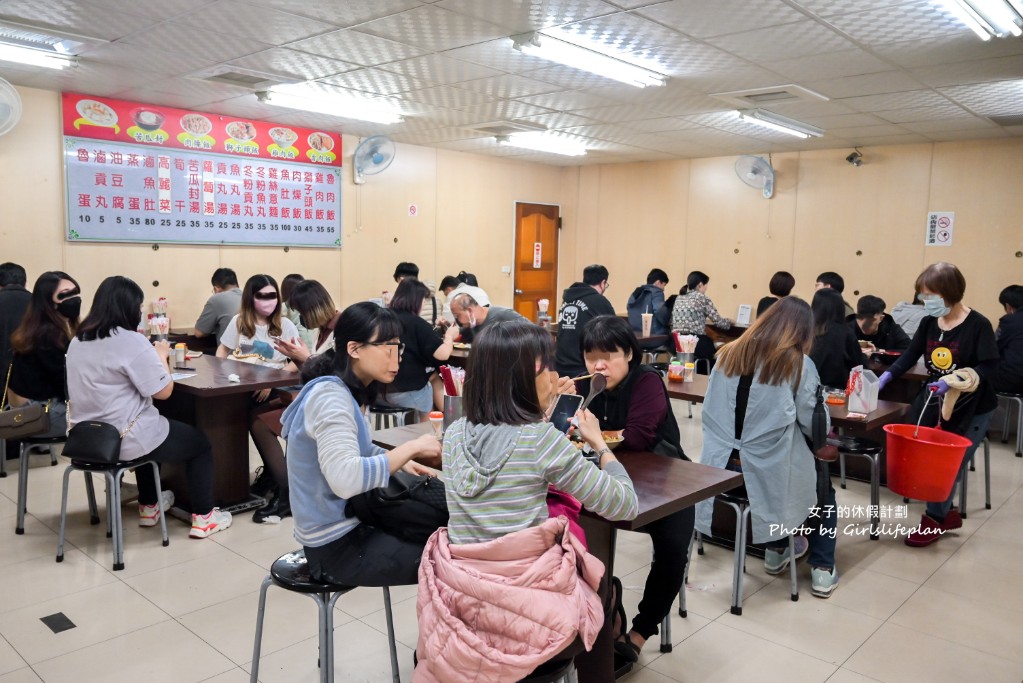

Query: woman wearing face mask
<box><xmin>671</xmin><ymin>271</ymin><xmax>732</xmax><ymax>373</ymax></box>
<box><xmin>7</xmin><ymin>272</ymin><xmax>82</xmax><ymax>438</ymax></box>
<box><xmin>577</xmin><ymin>315</ymin><xmax>692</xmax><ymax>662</ymax></box>
<box><xmin>217</xmin><ymin>274</ymin><xmax>300</xmax><ymax>523</ymax></box>
<box><xmin>879</xmin><ymin>263</ymin><xmax>998</xmax><ymax>547</ymax></box>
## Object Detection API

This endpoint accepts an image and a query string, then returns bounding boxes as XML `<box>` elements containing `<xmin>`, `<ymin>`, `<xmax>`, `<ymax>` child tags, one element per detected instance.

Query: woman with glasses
<box><xmin>217</xmin><ymin>274</ymin><xmax>299</xmax><ymax>523</ymax></box>
<box><xmin>280</xmin><ymin>302</ymin><xmax>441</xmax><ymax>586</ymax></box>
<box><xmin>7</xmin><ymin>271</ymin><xmax>82</xmax><ymax>439</ymax></box>
<box><xmin>386</xmin><ymin>277</ymin><xmax>459</xmax><ymax>415</ymax></box>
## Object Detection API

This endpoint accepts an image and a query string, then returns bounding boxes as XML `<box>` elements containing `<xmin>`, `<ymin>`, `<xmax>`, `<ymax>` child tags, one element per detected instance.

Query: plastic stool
<box><xmin>836</xmin><ymin>436</ymin><xmax>883</xmax><ymax>540</ymax></box>
<box><xmin>958</xmin><ymin>437</ymin><xmax>991</xmax><ymax>518</ymax></box>
<box><xmin>14</xmin><ymin>435</ymin><xmax>66</xmax><ymax>534</ymax></box>
<box><xmin>251</xmin><ymin>550</ymin><xmax>400</xmax><ymax>683</ymax></box>
<box><xmin>56</xmin><ymin>456</ymin><xmax>168</xmax><ymax>571</ymax></box>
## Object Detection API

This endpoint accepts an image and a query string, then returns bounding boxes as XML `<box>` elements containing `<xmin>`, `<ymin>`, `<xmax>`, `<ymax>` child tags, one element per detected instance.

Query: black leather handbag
<box><xmin>346</xmin><ymin>470</ymin><xmax>448</xmax><ymax>544</ymax></box>
<box><xmin>62</xmin><ymin>420</ymin><xmax>123</xmax><ymax>465</ymax></box>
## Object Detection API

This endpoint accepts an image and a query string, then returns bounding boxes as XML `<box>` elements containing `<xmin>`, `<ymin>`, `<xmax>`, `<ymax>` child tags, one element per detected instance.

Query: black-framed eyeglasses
<box><xmin>253</xmin><ymin>291</ymin><xmax>279</xmax><ymax>301</ymax></box>
<box><xmin>56</xmin><ymin>289</ymin><xmax>81</xmax><ymax>301</ymax></box>
<box><xmin>366</xmin><ymin>341</ymin><xmax>405</xmax><ymax>358</ymax></box>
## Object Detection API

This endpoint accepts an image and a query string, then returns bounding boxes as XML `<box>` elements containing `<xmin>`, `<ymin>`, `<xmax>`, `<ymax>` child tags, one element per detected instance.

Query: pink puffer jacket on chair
<box><xmin>414</xmin><ymin>516</ymin><xmax>606</xmax><ymax>683</ymax></box>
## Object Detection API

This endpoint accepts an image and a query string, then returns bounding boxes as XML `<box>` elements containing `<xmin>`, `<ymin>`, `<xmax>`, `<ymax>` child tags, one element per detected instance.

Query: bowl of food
<box><xmin>180</xmin><ymin>113</ymin><xmax>212</xmax><ymax>137</ymax></box>
<box><xmin>858</xmin><ymin>339</ymin><xmax>872</xmax><ymax>349</ymax></box>
<box><xmin>871</xmin><ymin>350</ymin><xmax>902</xmax><ymax>365</ymax></box>
<box><xmin>225</xmin><ymin>120</ymin><xmax>257</xmax><ymax>142</ymax></box>
<box><xmin>602</xmin><ymin>431</ymin><xmax>625</xmax><ymax>450</ymax></box>
<box><xmin>307</xmin><ymin>131</ymin><xmax>335</xmax><ymax>152</ymax></box>
<box><xmin>76</xmin><ymin>99</ymin><xmax>117</xmax><ymax>126</ymax></box>
<box><xmin>269</xmin><ymin>126</ymin><xmax>298</xmax><ymax>149</ymax></box>
<box><xmin>131</xmin><ymin>107</ymin><xmax>165</xmax><ymax>131</ymax></box>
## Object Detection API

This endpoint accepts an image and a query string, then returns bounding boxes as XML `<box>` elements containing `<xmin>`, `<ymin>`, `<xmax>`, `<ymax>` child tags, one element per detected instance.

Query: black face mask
<box><xmin>56</xmin><ymin>296</ymin><xmax>81</xmax><ymax>320</ymax></box>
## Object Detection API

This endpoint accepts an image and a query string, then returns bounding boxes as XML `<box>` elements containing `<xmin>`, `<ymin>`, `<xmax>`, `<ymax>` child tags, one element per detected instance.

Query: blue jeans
<box><xmin>764</xmin><ymin>474</ymin><xmax>837</xmax><ymax>570</ymax></box>
<box><xmin>926</xmin><ymin>409</ymin><xmax>993</xmax><ymax>520</ymax></box>
<box><xmin>383</xmin><ymin>383</ymin><xmax>433</xmax><ymax>415</ymax></box>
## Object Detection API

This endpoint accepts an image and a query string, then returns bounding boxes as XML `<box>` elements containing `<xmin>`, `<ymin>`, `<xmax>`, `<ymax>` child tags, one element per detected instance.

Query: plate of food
<box><xmin>180</xmin><ymin>113</ymin><xmax>212</xmax><ymax>137</ymax></box>
<box><xmin>76</xmin><ymin>99</ymin><xmax>118</xmax><ymax>126</ymax></box>
<box><xmin>269</xmin><ymin>126</ymin><xmax>298</xmax><ymax>148</ymax></box>
<box><xmin>226</xmin><ymin>120</ymin><xmax>257</xmax><ymax>142</ymax></box>
<box><xmin>131</xmin><ymin>107</ymin><xmax>165</xmax><ymax>131</ymax></box>
<box><xmin>307</xmin><ymin>131</ymin><xmax>335</xmax><ymax>152</ymax></box>
<box><xmin>870</xmin><ymin>350</ymin><xmax>902</xmax><ymax>365</ymax></box>
<box><xmin>602</xmin><ymin>430</ymin><xmax>624</xmax><ymax>450</ymax></box>
<box><xmin>452</xmin><ymin>342</ymin><xmax>471</xmax><ymax>349</ymax></box>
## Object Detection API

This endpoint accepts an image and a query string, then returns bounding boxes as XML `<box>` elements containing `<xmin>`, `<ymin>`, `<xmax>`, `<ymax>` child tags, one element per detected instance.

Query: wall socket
<box><xmin>501</xmin><ymin>265</ymin><xmax>511</xmax><ymax>274</ymax></box>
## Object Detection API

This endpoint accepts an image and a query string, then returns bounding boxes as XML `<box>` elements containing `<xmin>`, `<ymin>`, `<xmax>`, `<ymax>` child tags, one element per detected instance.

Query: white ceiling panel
<box><xmin>634</xmin><ymin>0</ymin><xmax>806</xmax><ymax>39</ymax></box>
<box><xmin>355</xmin><ymin>4</ymin><xmax>507</xmax><ymax>52</ymax></box>
<box><xmin>243</xmin><ymin>0</ymin><xmax>421</xmax><ymax>28</ymax></box>
<box><xmin>433</xmin><ymin>0</ymin><xmax>621</xmax><ymax>32</ymax></box>
<box><xmin>0</xmin><ymin>0</ymin><xmax>1019</xmax><ymax>163</ymax></box>
<box><xmin>840</xmin><ymin>133</ymin><xmax>932</xmax><ymax>145</ymax></box>
<box><xmin>228</xmin><ymin>48</ymin><xmax>358</xmax><ymax>81</ymax></box>
<box><xmin>706</xmin><ymin>21</ymin><xmax>858</xmax><ymax>62</ymax></box>
<box><xmin>288</xmin><ymin>29</ymin><xmax>430</xmax><ymax>67</ymax></box>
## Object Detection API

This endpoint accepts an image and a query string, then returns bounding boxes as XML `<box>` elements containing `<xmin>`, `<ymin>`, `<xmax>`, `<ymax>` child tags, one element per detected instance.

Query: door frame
<box><xmin>511</xmin><ymin>200</ymin><xmax>562</xmax><ymax>313</ymax></box>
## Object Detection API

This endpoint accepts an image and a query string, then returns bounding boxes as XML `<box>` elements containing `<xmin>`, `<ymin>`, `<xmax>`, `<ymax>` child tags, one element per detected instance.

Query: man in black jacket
<box><xmin>0</xmin><ymin>262</ymin><xmax>31</xmax><ymax>463</ymax></box>
<box><xmin>848</xmin><ymin>295</ymin><xmax>910</xmax><ymax>352</ymax></box>
<box><xmin>995</xmin><ymin>285</ymin><xmax>1023</xmax><ymax>394</ymax></box>
<box><xmin>556</xmin><ymin>265</ymin><xmax>615</xmax><ymax>376</ymax></box>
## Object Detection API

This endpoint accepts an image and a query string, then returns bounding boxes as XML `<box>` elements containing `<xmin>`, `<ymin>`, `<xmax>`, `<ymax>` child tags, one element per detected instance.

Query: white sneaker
<box><xmin>138</xmin><ymin>490</ymin><xmax>175</xmax><ymax>527</ymax></box>
<box><xmin>189</xmin><ymin>508</ymin><xmax>232</xmax><ymax>538</ymax></box>
<box><xmin>120</xmin><ymin>482</ymin><xmax>140</xmax><ymax>506</ymax></box>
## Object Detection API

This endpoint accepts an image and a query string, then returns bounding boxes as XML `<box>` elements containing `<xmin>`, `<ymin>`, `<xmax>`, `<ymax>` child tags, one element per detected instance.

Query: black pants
<box><xmin>135</xmin><ymin>418</ymin><xmax>215</xmax><ymax>515</ymax></box>
<box><xmin>694</xmin><ymin>334</ymin><xmax>717</xmax><ymax>374</ymax></box>
<box><xmin>305</xmin><ymin>524</ymin><xmax>425</xmax><ymax>587</ymax></box>
<box><xmin>631</xmin><ymin>505</ymin><xmax>696</xmax><ymax>639</ymax></box>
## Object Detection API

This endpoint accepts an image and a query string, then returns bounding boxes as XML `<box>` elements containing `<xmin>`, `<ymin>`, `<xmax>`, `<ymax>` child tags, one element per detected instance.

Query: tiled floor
<box><xmin>1</xmin><ymin>402</ymin><xmax>1022</xmax><ymax>682</ymax></box>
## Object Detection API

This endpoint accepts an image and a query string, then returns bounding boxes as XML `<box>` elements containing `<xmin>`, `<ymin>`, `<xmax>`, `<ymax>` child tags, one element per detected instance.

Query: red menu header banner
<box><xmin>61</xmin><ymin>92</ymin><xmax>343</xmax><ymax>167</ymax></box>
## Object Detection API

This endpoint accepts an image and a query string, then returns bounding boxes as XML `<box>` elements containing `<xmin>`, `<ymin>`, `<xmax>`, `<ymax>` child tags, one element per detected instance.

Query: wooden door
<box><xmin>513</xmin><ymin>203</ymin><xmax>559</xmax><ymax>321</ymax></box>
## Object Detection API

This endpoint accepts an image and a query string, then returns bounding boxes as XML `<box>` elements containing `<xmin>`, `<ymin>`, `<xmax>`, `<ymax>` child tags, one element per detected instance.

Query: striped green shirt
<box><xmin>442</xmin><ymin>418</ymin><xmax>638</xmax><ymax>545</ymax></box>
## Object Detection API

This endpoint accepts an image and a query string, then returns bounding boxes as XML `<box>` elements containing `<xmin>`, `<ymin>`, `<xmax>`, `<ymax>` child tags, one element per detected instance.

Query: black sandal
<box><xmin>609</xmin><ymin>577</ymin><xmax>639</xmax><ymax>663</ymax></box>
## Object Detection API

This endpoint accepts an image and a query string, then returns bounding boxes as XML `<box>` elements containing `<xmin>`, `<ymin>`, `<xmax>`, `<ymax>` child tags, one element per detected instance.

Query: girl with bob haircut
<box><xmin>8</xmin><ymin>271</ymin><xmax>81</xmax><ymax>438</ymax></box>
<box><xmin>809</xmin><ymin>288</ymin><xmax>863</xmax><ymax>388</ymax></box>
<box><xmin>417</xmin><ymin>320</ymin><xmax>638</xmax><ymax>681</ymax></box>
<box><xmin>217</xmin><ymin>274</ymin><xmax>300</xmax><ymax>524</ymax></box>
<box><xmin>66</xmin><ymin>276</ymin><xmax>231</xmax><ymax>538</ymax></box>
<box><xmin>273</xmin><ymin>279</ymin><xmax>339</xmax><ymax>364</ymax></box>
<box><xmin>670</xmin><ymin>270</ymin><xmax>732</xmax><ymax>372</ymax></box>
<box><xmin>879</xmin><ymin>262</ymin><xmax>998</xmax><ymax>547</ymax></box>
<box><xmin>757</xmin><ymin>271</ymin><xmax>795</xmax><ymax>317</ymax></box>
<box><xmin>697</xmin><ymin>297</ymin><xmax>840</xmax><ymax>598</ymax></box>
<box><xmin>385</xmin><ymin>277</ymin><xmax>458</xmax><ymax>415</ymax></box>
<box><xmin>280</xmin><ymin>302</ymin><xmax>441</xmax><ymax>585</ymax></box>
<box><xmin>577</xmin><ymin>315</ymin><xmax>692</xmax><ymax>662</ymax></box>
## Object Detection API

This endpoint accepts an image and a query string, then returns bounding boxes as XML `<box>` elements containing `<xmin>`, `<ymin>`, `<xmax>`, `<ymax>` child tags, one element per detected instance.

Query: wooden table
<box><xmin>370</xmin><ymin>423</ymin><xmax>742</xmax><ymax>576</ymax></box>
<box><xmin>444</xmin><ymin>331</ymin><xmax>669</xmax><ymax>370</ymax></box>
<box><xmin>705</xmin><ymin>323</ymin><xmax>748</xmax><ymax>344</ymax></box>
<box><xmin>168</xmin><ymin>327</ymin><xmax>217</xmax><ymax>352</ymax></box>
<box><xmin>154</xmin><ymin>355</ymin><xmax>299</xmax><ymax>510</ymax></box>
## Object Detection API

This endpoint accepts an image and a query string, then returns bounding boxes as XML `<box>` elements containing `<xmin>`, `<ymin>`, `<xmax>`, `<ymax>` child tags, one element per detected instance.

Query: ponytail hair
<box><xmin>680</xmin><ymin>271</ymin><xmax>709</xmax><ymax>296</ymax></box>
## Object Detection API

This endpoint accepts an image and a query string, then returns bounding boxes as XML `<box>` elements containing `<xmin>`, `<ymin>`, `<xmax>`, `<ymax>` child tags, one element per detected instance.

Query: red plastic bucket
<box><xmin>884</xmin><ymin>424</ymin><xmax>972</xmax><ymax>502</ymax></box>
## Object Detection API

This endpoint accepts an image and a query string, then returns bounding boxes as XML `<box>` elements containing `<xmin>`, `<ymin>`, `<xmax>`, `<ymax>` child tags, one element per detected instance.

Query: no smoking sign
<box><xmin>925</xmin><ymin>211</ymin><xmax>954</xmax><ymax>247</ymax></box>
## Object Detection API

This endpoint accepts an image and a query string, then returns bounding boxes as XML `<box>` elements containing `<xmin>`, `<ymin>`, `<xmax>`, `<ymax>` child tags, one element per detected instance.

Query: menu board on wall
<box><xmin>61</xmin><ymin>92</ymin><xmax>343</xmax><ymax>248</ymax></box>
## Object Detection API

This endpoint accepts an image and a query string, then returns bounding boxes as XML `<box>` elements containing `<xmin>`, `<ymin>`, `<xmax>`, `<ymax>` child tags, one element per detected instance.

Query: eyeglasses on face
<box><xmin>366</xmin><ymin>340</ymin><xmax>405</xmax><ymax>358</ymax></box>
<box><xmin>253</xmin><ymin>291</ymin><xmax>279</xmax><ymax>301</ymax></box>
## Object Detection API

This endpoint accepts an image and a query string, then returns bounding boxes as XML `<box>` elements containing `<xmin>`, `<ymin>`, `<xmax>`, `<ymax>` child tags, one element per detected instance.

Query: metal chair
<box><xmin>56</xmin><ymin>455</ymin><xmax>168</xmax><ymax>571</ymax></box>
<box><xmin>1</xmin><ymin>437</ymin><xmax>58</xmax><ymax>478</ymax></box>
<box><xmin>659</xmin><ymin>530</ymin><xmax>697</xmax><ymax>652</ymax></box>
<box><xmin>251</xmin><ymin>549</ymin><xmax>400</xmax><ymax>683</ymax></box>
<box><xmin>836</xmin><ymin>436</ymin><xmax>884</xmax><ymax>540</ymax></box>
<box><xmin>997</xmin><ymin>393</ymin><xmax>1022</xmax><ymax>457</ymax></box>
<box><xmin>13</xmin><ymin>435</ymin><xmax>65</xmax><ymax>534</ymax></box>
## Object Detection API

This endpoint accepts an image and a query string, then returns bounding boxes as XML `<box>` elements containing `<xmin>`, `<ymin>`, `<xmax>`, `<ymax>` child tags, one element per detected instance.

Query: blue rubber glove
<box><xmin>878</xmin><ymin>371</ymin><xmax>892</xmax><ymax>391</ymax></box>
<box><xmin>928</xmin><ymin>379</ymin><xmax>950</xmax><ymax>396</ymax></box>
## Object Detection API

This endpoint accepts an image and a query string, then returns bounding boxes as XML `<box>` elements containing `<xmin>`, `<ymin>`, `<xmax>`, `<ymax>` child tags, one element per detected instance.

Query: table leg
<box><xmin>156</xmin><ymin>392</ymin><xmax>257</xmax><ymax>510</ymax></box>
<box><xmin>578</xmin><ymin>515</ymin><xmax>617</xmax><ymax>577</ymax></box>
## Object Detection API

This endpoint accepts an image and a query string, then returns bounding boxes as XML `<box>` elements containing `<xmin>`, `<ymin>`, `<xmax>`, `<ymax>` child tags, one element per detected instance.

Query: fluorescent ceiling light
<box><xmin>735</xmin><ymin>110</ymin><xmax>823</xmax><ymax>139</ymax></box>
<box><xmin>496</xmin><ymin>132</ymin><xmax>588</xmax><ymax>157</ymax></box>
<box><xmin>258</xmin><ymin>86</ymin><xmax>404</xmax><ymax>125</ymax></box>
<box><xmin>512</xmin><ymin>32</ymin><xmax>666</xmax><ymax>88</ymax></box>
<box><xmin>937</xmin><ymin>0</ymin><xmax>1023</xmax><ymax>39</ymax></box>
<box><xmin>0</xmin><ymin>43</ymin><xmax>76</xmax><ymax>69</ymax></box>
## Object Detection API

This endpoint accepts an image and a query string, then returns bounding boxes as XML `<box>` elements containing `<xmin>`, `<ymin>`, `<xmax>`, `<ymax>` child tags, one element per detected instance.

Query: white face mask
<box><xmin>468</xmin><ymin>314</ymin><xmax>477</xmax><ymax>329</ymax></box>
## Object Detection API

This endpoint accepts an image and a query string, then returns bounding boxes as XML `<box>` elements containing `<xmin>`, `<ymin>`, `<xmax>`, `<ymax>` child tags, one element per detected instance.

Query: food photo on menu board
<box><xmin>61</xmin><ymin>92</ymin><xmax>344</xmax><ymax>249</ymax></box>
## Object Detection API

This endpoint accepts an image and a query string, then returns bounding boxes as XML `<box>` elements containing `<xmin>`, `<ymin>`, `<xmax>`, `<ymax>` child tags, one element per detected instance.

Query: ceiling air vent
<box><xmin>711</xmin><ymin>84</ymin><xmax>829</xmax><ymax>108</ymax></box>
<box><xmin>188</xmin><ymin>65</ymin><xmax>294</xmax><ymax>90</ymax></box>
<box><xmin>472</xmin><ymin>120</ymin><xmax>548</xmax><ymax>136</ymax></box>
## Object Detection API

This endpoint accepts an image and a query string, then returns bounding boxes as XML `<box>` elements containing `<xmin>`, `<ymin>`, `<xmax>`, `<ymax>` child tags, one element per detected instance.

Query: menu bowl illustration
<box><xmin>76</xmin><ymin>99</ymin><xmax>118</xmax><ymax>127</ymax></box>
<box><xmin>225</xmin><ymin>120</ymin><xmax>257</xmax><ymax>142</ymax></box>
<box><xmin>131</xmin><ymin>107</ymin><xmax>165</xmax><ymax>131</ymax></box>
<box><xmin>180</xmin><ymin>113</ymin><xmax>213</xmax><ymax>137</ymax></box>
<box><xmin>307</xmin><ymin>131</ymin><xmax>335</xmax><ymax>152</ymax></box>
<box><xmin>269</xmin><ymin>126</ymin><xmax>298</xmax><ymax>149</ymax></box>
